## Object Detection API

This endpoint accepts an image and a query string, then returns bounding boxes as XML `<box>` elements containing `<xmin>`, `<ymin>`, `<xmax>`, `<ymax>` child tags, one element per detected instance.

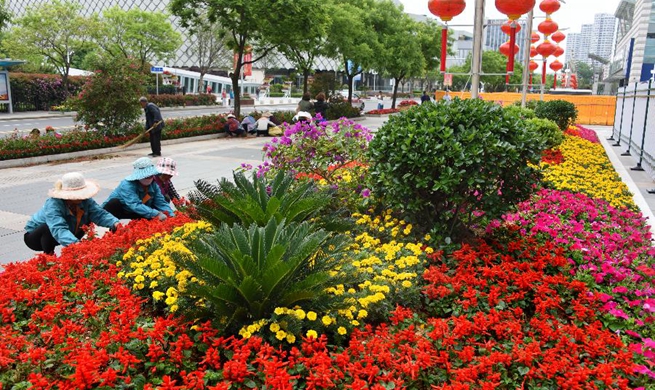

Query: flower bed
<box><xmin>365</xmin><ymin>108</ymin><xmax>400</xmax><ymax>115</ymax></box>
<box><xmin>0</xmin><ymin>115</ymin><xmax>228</xmax><ymax>161</ymax></box>
<box><xmin>1</xmin><ymin>121</ymin><xmax>654</xmax><ymax>388</ymax></box>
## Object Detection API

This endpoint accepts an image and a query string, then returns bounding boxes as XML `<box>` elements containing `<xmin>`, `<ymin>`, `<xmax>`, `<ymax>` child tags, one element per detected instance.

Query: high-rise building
<box><xmin>565</xmin><ymin>14</ymin><xmax>616</xmax><ymax>70</ymax></box>
<box><xmin>609</xmin><ymin>0</ymin><xmax>655</xmax><ymax>84</ymax></box>
<box><xmin>484</xmin><ymin>18</ymin><xmax>529</xmax><ymax>62</ymax></box>
<box><xmin>566</xmin><ymin>33</ymin><xmax>582</xmax><ymax>66</ymax></box>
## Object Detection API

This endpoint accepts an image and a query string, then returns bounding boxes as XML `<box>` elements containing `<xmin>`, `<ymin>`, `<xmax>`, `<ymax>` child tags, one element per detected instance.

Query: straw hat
<box><xmin>293</xmin><ymin>111</ymin><xmax>312</xmax><ymax>122</ymax></box>
<box><xmin>48</xmin><ymin>172</ymin><xmax>100</xmax><ymax>200</ymax></box>
<box><xmin>227</xmin><ymin>114</ymin><xmax>236</xmax><ymax>119</ymax></box>
<box><xmin>125</xmin><ymin>157</ymin><xmax>160</xmax><ymax>181</ymax></box>
<box><xmin>156</xmin><ymin>157</ymin><xmax>178</xmax><ymax>176</ymax></box>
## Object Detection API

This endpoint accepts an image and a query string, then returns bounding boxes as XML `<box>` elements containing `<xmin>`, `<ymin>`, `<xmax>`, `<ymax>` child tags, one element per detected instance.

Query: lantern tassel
<box><xmin>508</xmin><ymin>22</ymin><xmax>517</xmax><ymax>74</ymax></box>
<box><xmin>542</xmin><ymin>59</ymin><xmax>547</xmax><ymax>85</ymax></box>
<box><xmin>553</xmin><ymin>72</ymin><xmax>557</xmax><ymax>89</ymax></box>
<box><xmin>440</xmin><ymin>26</ymin><xmax>448</xmax><ymax>73</ymax></box>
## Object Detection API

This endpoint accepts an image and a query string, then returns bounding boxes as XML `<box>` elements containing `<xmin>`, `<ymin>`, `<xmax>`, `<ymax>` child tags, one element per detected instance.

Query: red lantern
<box><xmin>570</xmin><ymin>74</ymin><xmax>578</xmax><ymax>89</ymax></box>
<box><xmin>550</xmin><ymin>59</ymin><xmax>563</xmax><ymax>72</ymax></box>
<box><xmin>553</xmin><ymin>45</ymin><xmax>564</xmax><ymax>57</ymax></box>
<box><xmin>530</xmin><ymin>45</ymin><xmax>538</xmax><ymax>57</ymax></box>
<box><xmin>539</xmin><ymin>0</ymin><xmax>560</xmax><ymax>14</ymax></box>
<box><xmin>531</xmin><ymin>31</ymin><xmax>540</xmax><ymax>43</ymax></box>
<box><xmin>551</xmin><ymin>30</ymin><xmax>566</xmax><ymax>44</ymax></box>
<box><xmin>499</xmin><ymin>41</ymin><xmax>520</xmax><ymax>57</ymax></box>
<box><xmin>537</xmin><ymin>40</ymin><xmax>557</xmax><ymax>57</ymax></box>
<box><xmin>538</xmin><ymin>18</ymin><xmax>559</xmax><ymax>37</ymax></box>
<box><xmin>529</xmin><ymin>60</ymin><xmax>539</xmax><ymax>71</ymax></box>
<box><xmin>495</xmin><ymin>0</ymin><xmax>536</xmax><ymax>20</ymax></box>
<box><xmin>428</xmin><ymin>0</ymin><xmax>466</xmax><ymax>22</ymax></box>
<box><xmin>501</xmin><ymin>20</ymin><xmax>522</xmax><ymax>35</ymax></box>
<box><xmin>428</xmin><ymin>0</ymin><xmax>467</xmax><ymax>73</ymax></box>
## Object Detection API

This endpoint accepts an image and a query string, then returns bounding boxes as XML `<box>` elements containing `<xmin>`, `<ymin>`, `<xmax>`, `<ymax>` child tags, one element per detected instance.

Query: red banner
<box><xmin>233</xmin><ymin>48</ymin><xmax>253</xmax><ymax>77</ymax></box>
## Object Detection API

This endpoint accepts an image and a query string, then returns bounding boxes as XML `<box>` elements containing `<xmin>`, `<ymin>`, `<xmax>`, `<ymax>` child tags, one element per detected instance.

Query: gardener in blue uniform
<box><xmin>139</xmin><ymin>96</ymin><xmax>165</xmax><ymax>157</ymax></box>
<box><xmin>102</xmin><ymin>157</ymin><xmax>175</xmax><ymax>220</ymax></box>
<box><xmin>24</xmin><ymin>172</ymin><xmax>120</xmax><ymax>255</ymax></box>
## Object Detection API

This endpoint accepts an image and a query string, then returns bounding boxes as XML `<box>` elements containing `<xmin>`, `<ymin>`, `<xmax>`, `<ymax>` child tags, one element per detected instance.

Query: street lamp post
<box><xmin>521</xmin><ymin>10</ymin><xmax>535</xmax><ymax>107</ymax></box>
<box><xmin>470</xmin><ymin>0</ymin><xmax>485</xmax><ymax>99</ymax></box>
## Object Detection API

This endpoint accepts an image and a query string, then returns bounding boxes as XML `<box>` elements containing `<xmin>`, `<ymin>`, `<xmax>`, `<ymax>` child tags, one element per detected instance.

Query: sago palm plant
<box><xmin>173</xmin><ymin>218</ymin><xmax>350</xmax><ymax>332</ymax></box>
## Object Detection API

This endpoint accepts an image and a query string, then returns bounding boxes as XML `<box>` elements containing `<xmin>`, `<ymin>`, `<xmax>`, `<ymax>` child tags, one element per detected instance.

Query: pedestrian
<box><xmin>206</xmin><ymin>85</ymin><xmax>212</xmax><ymax>94</ymax></box>
<box><xmin>240</xmin><ymin>114</ymin><xmax>257</xmax><ymax>136</ymax></box>
<box><xmin>314</xmin><ymin>92</ymin><xmax>329</xmax><ymax>120</ymax></box>
<box><xmin>24</xmin><ymin>172</ymin><xmax>120</xmax><ymax>255</ymax></box>
<box><xmin>102</xmin><ymin>157</ymin><xmax>175</xmax><ymax>221</ymax></box>
<box><xmin>222</xmin><ymin>89</ymin><xmax>227</xmax><ymax>106</ymax></box>
<box><xmin>139</xmin><ymin>96</ymin><xmax>165</xmax><ymax>157</ymax></box>
<box><xmin>154</xmin><ymin>157</ymin><xmax>180</xmax><ymax>204</ymax></box>
<box><xmin>377</xmin><ymin>91</ymin><xmax>384</xmax><ymax>110</ymax></box>
<box><xmin>255</xmin><ymin>111</ymin><xmax>276</xmax><ymax>137</ymax></box>
<box><xmin>296</xmin><ymin>92</ymin><xmax>313</xmax><ymax>113</ymax></box>
<box><xmin>443</xmin><ymin>90</ymin><xmax>452</xmax><ymax>102</ymax></box>
<box><xmin>421</xmin><ymin>91</ymin><xmax>431</xmax><ymax>104</ymax></box>
<box><xmin>224</xmin><ymin>114</ymin><xmax>244</xmax><ymax>137</ymax></box>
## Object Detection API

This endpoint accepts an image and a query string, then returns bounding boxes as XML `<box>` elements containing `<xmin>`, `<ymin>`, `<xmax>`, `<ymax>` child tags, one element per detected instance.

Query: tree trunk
<box><xmin>231</xmin><ymin>70</ymin><xmax>241</xmax><ymax>116</ymax></box>
<box><xmin>303</xmin><ymin>68</ymin><xmax>310</xmax><ymax>94</ymax></box>
<box><xmin>347</xmin><ymin>75</ymin><xmax>354</xmax><ymax>104</ymax></box>
<box><xmin>199</xmin><ymin>74</ymin><xmax>205</xmax><ymax>93</ymax></box>
<box><xmin>392</xmin><ymin>77</ymin><xmax>401</xmax><ymax>109</ymax></box>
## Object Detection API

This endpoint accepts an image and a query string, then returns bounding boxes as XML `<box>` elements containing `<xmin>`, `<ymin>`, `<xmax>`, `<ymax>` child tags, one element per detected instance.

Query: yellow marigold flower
<box><xmin>149</xmin><ymin>281</ymin><xmax>158</xmax><ymax>289</ymax></box>
<box><xmin>153</xmin><ymin>291</ymin><xmax>164</xmax><ymax>301</ymax></box>
<box><xmin>306</xmin><ymin>330</ymin><xmax>318</xmax><ymax>339</ymax></box>
<box><xmin>134</xmin><ymin>275</ymin><xmax>145</xmax><ymax>283</ymax></box>
<box><xmin>286</xmin><ymin>334</ymin><xmax>296</xmax><ymax>343</ymax></box>
<box><xmin>275</xmin><ymin>330</ymin><xmax>287</xmax><ymax>340</ymax></box>
<box><xmin>307</xmin><ymin>311</ymin><xmax>317</xmax><ymax>321</ymax></box>
<box><xmin>116</xmin><ymin>261</ymin><xmax>122</xmax><ymax>267</ymax></box>
<box><xmin>274</xmin><ymin>307</ymin><xmax>285</xmax><ymax>315</ymax></box>
<box><xmin>337</xmin><ymin>327</ymin><xmax>347</xmax><ymax>335</ymax></box>
<box><xmin>270</xmin><ymin>323</ymin><xmax>281</xmax><ymax>332</ymax></box>
<box><xmin>165</xmin><ymin>296</ymin><xmax>177</xmax><ymax>306</ymax></box>
<box><xmin>351</xmin><ymin>320</ymin><xmax>360</xmax><ymax>326</ymax></box>
<box><xmin>357</xmin><ymin>309</ymin><xmax>368</xmax><ymax>319</ymax></box>
<box><xmin>402</xmin><ymin>280</ymin><xmax>412</xmax><ymax>288</ymax></box>
<box><xmin>322</xmin><ymin>316</ymin><xmax>332</xmax><ymax>326</ymax></box>
<box><xmin>295</xmin><ymin>309</ymin><xmax>306</xmax><ymax>320</ymax></box>
<box><xmin>170</xmin><ymin>304</ymin><xmax>179</xmax><ymax>312</ymax></box>
<box><xmin>117</xmin><ymin>272</ymin><xmax>125</xmax><ymax>279</ymax></box>
<box><xmin>166</xmin><ymin>287</ymin><xmax>178</xmax><ymax>298</ymax></box>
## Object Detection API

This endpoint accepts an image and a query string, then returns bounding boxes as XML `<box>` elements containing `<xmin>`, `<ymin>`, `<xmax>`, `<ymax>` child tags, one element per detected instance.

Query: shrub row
<box><xmin>4</xmin><ymin>73</ymin><xmax>86</xmax><ymax>112</ymax></box>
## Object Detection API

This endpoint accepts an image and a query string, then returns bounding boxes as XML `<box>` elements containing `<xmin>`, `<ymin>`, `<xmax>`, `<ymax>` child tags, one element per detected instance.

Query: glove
<box><xmin>110</xmin><ymin>222</ymin><xmax>120</xmax><ymax>233</ymax></box>
<box><xmin>157</xmin><ymin>213</ymin><xmax>167</xmax><ymax>221</ymax></box>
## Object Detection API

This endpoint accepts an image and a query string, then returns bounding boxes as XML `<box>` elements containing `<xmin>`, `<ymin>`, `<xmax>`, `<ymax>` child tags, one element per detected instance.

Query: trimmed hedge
<box><xmin>146</xmin><ymin>93</ymin><xmax>218</xmax><ymax>107</ymax></box>
<box><xmin>4</xmin><ymin>73</ymin><xmax>87</xmax><ymax>112</ymax></box>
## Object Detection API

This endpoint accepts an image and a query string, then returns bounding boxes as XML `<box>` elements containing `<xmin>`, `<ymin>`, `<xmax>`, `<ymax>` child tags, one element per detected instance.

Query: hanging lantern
<box><xmin>496</xmin><ymin>0</ymin><xmax>535</xmax><ymax>75</ymax></box>
<box><xmin>550</xmin><ymin>59</ymin><xmax>563</xmax><ymax>72</ymax></box>
<box><xmin>539</xmin><ymin>0</ymin><xmax>560</xmax><ymax>14</ymax></box>
<box><xmin>538</xmin><ymin>18</ymin><xmax>559</xmax><ymax>37</ymax></box>
<box><xmin>531</xmin><ymin>31</ymin><xmax>540</xmax><ymax>43</ymax></box>
<box><xmin>537</xmin><ymin>40</ymin><xmax>557</xmax><ymax>58</ymax></box>
<box><xmin>529</xmin><ymin>60</ymin><xmax>539</xmax><ymax>71</ymax></box>
<box><xmin>530</xmin><ymin>45</ymin><xmax>538</xmax><ymax>57</ymax></box>
<box><xmin>499</xmin><ymin>41</ymin><xmax>520</xmax><ymax>57</ymax></box>
<box><xmin>553</xmin><ymin>45</ymin><xmax>564</xmax><ymax>58</ymax></box>
<box><xmin>428</xmin><ymin>0</ymin><xmax>467</xmax><ymax>73</ymax></box>
<box><xmin>551</xmin><ymin>30</ymin><xmax>566</xmax><ymax>44</ymax></box>
<box><xmin>570</xmin><ymin>74</ymin><xmax>578</xmax><ymax>89</ymax></box>
<box><xmin>501</xmin><ymin>20</ymin><xmax>522</xmax><ymax>35</ymax></box>
<box><xmin>495</xmin><ymin>0</ymin><xmax>536</xmax><ymax>20</ymax></box>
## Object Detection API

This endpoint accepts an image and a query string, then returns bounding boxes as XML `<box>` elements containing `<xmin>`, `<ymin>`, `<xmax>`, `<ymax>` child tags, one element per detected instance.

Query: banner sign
<box><xmin>0</xmin><ymin>72</ymin><xmax>9</xmax><ymax>102</ymax></box>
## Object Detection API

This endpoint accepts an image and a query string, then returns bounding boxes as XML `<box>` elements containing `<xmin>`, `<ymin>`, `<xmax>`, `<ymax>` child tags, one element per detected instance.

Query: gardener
<box><xmin>24</xmin><ymin>172</ymin><xmax>120</xmax><ymax>255</ymax></box>
<box><xmin>102</xmin><ymin>157</ymin><xmax>175</xmax><ymax>220</ymax></box>
<box><xmin>154</xmin><ymin>157</ymin><xmax>180</xmax><ymax>204</ymax></box>
<box><xmin>139</xmin><ymin>96</ymin><xmax>165</xmax><ymax>157</ymax></box>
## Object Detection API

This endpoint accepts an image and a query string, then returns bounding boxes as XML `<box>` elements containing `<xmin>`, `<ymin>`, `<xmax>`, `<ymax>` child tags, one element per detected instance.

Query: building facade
<box><xmin>610</xmin><ymin>0</ymin><xmax>655</xmax><ymax>84</ymax></box>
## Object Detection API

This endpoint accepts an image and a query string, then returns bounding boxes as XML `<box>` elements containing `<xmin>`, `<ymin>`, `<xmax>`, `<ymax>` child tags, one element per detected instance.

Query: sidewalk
<box><xmin>0</xmin><ymin>121</ymin><xmax>652</xmax><ymax>266</ymax></box>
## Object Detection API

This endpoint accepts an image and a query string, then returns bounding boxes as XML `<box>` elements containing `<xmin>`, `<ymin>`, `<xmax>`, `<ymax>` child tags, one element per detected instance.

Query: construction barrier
<box><xmin>434</xmin><ymin>91</ymin><xmax>616</xmax><ymax>126</ymax></box>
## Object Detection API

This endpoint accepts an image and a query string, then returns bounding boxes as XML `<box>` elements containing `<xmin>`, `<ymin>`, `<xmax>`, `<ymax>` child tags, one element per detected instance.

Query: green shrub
<box><xmin>368</xmin><ymin>98</ymin><xmax>545</xmax><ymax>241</ymax></box>
<box><xmin>534</xmin><ymin>99</ymin><xmax>578</xmax><ymax>130</ymax></box>
<box><xmin>147</xmin><ymin>93</ymin><xmax>217</xmax><ymax>107</ymax></box>
<box><xmin>504</xmin><ymin>104</ymin><xmax>535</xmax><ymax>120</ymax></box>
<box><xmin>7</xmin><ymin>73</ymin><xmax>86</xmax><ymax>112</ymax></box>
<box><xmin>325</xmin><ymin>98</ymin><xmax>361</xmax><ymax>119</ymax></box>
<box><xmin>69</xmin><ymin>57</ymin><xmax>147</xmax><ymax>132</ymax></box>
<box><xmin>526</xmin><ymin>117</ymin><xmax>563</xmax><ymax>150</ymax></box>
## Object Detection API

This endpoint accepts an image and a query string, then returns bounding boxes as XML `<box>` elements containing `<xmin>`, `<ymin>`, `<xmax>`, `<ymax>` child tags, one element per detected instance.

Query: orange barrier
<box><xmin>434</xmin><ymin>91</ymin><xmax>616</xmax><ymax>126</ymax></box>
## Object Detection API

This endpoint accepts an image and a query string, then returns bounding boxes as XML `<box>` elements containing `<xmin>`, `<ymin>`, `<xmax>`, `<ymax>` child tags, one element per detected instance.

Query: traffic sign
<box><xmin>444</xmin><ymin>73</ymin><xmax>453</xmax><ymax>87</ymax></box>
<box><xmin>150</xmin><ymin>66</ymin><xmax>164</xmax><ymax>74</ymax></box>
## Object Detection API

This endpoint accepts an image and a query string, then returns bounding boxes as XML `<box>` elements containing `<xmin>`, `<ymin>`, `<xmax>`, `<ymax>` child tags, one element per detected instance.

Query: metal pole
<box><xmin>608</xmin><ymin>88</ymin><xmax>619</xmax><ymax>140</ymax></box>
<box><xmin>613</xmin><ymin>82</ymin><xmax>628</xmax><ymax>147</ymax></box>
<box><xmin>470</xmin><ymin>0</ymin><xmax>485</xmax><ymax>99</ymax></box>
<box><xmin>632</xmin><ymin>78</ymin><xmax>652</xmax><ymax>171</ymax></box>
<box><xmin>521</xmin><ymin>10</ymin><xmax>534</xmax><ymax>107</ymax></box>
<box><xmin>621</xmin><ymin>81</ymin><xmax>639</xmax><ymax>156</ymax></box>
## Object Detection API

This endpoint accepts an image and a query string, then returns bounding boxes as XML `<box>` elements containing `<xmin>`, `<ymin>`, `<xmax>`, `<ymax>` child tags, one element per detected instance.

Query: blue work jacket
<box><xmin>102</xmin><ymin>180</ymin><xmax>174</xmax><ymax>219</ymax></box>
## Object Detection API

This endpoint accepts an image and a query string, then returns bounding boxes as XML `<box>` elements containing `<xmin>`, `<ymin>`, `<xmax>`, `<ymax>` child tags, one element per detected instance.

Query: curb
<box><xmin>0</xmin><ymin>133</ymin><xmax>225</xmax><ymax>170</ymax></box>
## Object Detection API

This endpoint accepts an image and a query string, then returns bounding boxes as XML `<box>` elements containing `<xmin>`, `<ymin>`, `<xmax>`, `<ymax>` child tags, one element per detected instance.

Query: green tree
<box><xmin>170</xmin><ymin>0</ymin><xmax>317</xmax><ymax>116</ymax></box>
<box><xmin>447</xmin><ymin>50</ymin><xmax>524</xmax><ymax>93</ymax></box>
<box><xmin>325</xmin><ymin>0</ymin><xmax>380</xmax><ymax>102</ymax></box>
<box><xmin>416</xmin><ymin>20</ymin><xmax>448</xmax><ymax>91</ymax></box>
<box><xmin>276</xmin><ymin>0</ymin><xmax>331</xmax><ymax>94</ymax></box>
<box><xmin>185</xmin><ymin>13</ymin><xmax>230</xmax><ymax>93</ymax></box>
<box><xmin>1</xmin><ymin>0</ymin><xmax>95</xmax><ymax>93</ymax></box>
<box><xmin>575</xmin><ymin>62</ymin><xmax>594</xmax><ymax>89</ymax></box>
<box><xmin>376</xmin><ymin>13</ymin><xmax>425</xmax><ymax>108</ymax></box>
<box><xmin>94</xmin><ymin>7</ymin><xmax>182</xmax><ymax>69</ymax></box>
<box><xmin>70</xmin><ymin>56</ymin><xmax>147</xmax><ymax>132</ymax></box>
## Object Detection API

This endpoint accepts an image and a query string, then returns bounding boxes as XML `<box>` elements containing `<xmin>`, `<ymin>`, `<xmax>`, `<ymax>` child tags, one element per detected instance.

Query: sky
<box><xmin>398</xmin><ymin>0</ymin><xmax>622</xmax><ymax>35</ymax></box>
